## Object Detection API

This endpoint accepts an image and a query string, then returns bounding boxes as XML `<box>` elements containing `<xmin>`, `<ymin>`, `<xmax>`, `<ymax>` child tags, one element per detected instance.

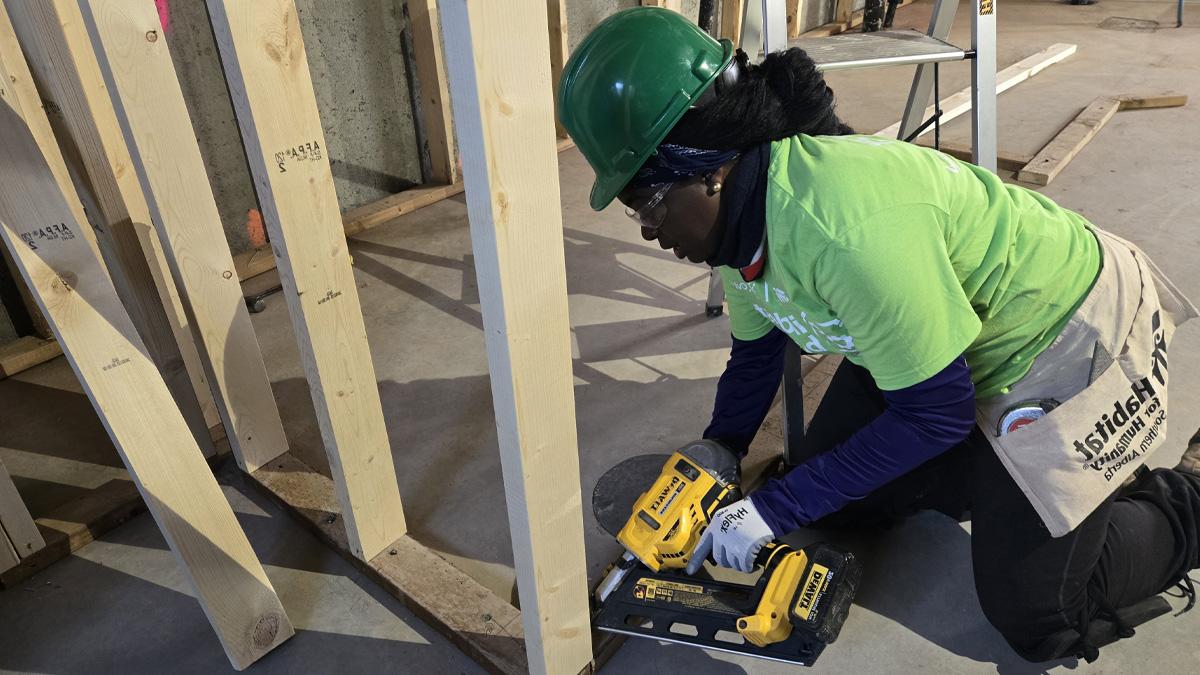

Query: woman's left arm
<box><xmin>748</xmin><ymin>355</ymin><xmax>977</xmax><ymax>534</ymax></box>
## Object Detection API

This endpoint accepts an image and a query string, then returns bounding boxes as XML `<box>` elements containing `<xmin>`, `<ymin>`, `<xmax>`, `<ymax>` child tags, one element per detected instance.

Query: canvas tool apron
<box><xmin>976</xmin><ymin>228</ymin><xmax>1199</xmax><ymax>537</ymax></box>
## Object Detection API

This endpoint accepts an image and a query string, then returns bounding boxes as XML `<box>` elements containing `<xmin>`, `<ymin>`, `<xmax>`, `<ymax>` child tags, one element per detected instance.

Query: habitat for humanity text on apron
<box><xmin>977</xmin><ymin>229</ymin><xmax>1198</xmax><ymax>537</ymax></box>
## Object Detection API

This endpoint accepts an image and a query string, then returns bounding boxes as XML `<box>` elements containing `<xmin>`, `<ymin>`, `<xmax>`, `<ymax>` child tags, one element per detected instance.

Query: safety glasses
<box><xmin>624</xmin><ymin>182</ymin><xmax>674</xmax><ymax>232</ymax></box>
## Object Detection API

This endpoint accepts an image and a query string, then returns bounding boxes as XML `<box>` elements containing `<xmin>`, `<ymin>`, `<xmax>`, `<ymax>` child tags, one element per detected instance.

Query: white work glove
<box><xmin>686</xmin><ymin>498</ymin><xmax>775</xmax><ymax>574</ymax></box>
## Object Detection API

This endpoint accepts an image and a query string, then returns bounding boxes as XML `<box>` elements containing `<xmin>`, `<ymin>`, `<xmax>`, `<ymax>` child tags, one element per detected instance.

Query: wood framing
<box><xmin>547</xmin><ymin>0</ymin><xmax>571</xmax><ymax>138</ymax></box>
<box><xmin>834</xmin><ymin>0</ymin><xmax>854</xmax><ymax>23</ymax></box>
<box><xmin>441</xmin><ymin>1</ymin><xmax>592</xmax><ymax>673</ymax></box>
<box><xmin>0</xmin><ymin>478</ymin><xmax>144</xmax><ymax>587</ymax></box>
<box><xmin>78</xmin><ymin>0</ymin><xmax>289</xmax><ymax>473</ymax></box>
<box><xmin>642</xmin><ymin>0</ymin><xmax>684</xmax><ymax>10</ymax></box>
<box><xmin>206</xmin><ymin>0</ymin><xmax>407</xmax><ymax>561</ymax></box>
<box><xmin>7</xmin><ymin>0</ymin><xmax>217</xmax><ymax>453</ymax></box>
<box><xmin>0</xmin><ymin>457</ymin><xmax>44</xmax><ymax>560</ymax></box>
<box><xmin>0</xmin><ymin>101</ymin><xmax>292</xmax><ymax>671</ymax></box>
<box><xmin>1017</xmin><ymin>96</ymin><xmax>1120</xmax><ymax>186</ymax></box>
<box><xmin>875</xmin><ymin>43</ymin><xmax>1078</xmax><ymax>139</ymax></box>
<box><xmin>249</xmin><ymin>453</ymin><xmax>528</xmax><ymax>675</ymax></box>
<box><xmin>408</xmin><ymin>0</ymin><xmax>459</xmax><ymax>183</ymax></box>
<box><xmin>787</xmin><ymin>0</ymin><xmax>805</xmax><ymax>38</ymax></box>
<box><xmin>721</xmin><ymin>0</ymin><xmax>746</xmax><ymax>46</ymax></box>
<box><xmin>343</xmin><ymin>182</ymin><xmax>466</xmax><ymax>237</ymax></box>
<box><xmin>0</xmin><ymin>335</ymin><xmax>62</xmax><ymax>378</ymax></box>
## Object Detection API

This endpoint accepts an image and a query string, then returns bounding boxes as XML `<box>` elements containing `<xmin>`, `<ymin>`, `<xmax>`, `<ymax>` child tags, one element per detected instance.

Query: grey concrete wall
<box><xmin>165</xmin><ymin>0</ymin><xmax>422</xmax><ymax>255</ymax></box>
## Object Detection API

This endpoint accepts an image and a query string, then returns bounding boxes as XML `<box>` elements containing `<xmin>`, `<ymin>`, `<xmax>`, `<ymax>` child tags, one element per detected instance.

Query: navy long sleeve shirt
<box><xmin>704</xmin><ymin>329</ymin><xmax>977</xmax><ymax>536</ymax></box>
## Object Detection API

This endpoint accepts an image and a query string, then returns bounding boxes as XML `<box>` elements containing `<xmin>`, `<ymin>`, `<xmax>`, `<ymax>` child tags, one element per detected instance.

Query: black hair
<box><xmin>665</xmin><ymin>48</ymin><xmax>855</xmax><ymax>151</ymax></box>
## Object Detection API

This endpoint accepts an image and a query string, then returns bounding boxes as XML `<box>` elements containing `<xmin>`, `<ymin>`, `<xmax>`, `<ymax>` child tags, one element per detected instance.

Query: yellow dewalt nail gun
<box><xmin>592</xmin><ymin>441</ymin><xmax>861</xmax><ymax>665</ymax></box>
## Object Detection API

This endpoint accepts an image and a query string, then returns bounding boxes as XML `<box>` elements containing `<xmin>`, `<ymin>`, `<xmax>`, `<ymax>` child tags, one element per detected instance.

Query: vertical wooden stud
<box><xmin>546</xmin><ymin>0</ymin><xmax>570</xmax><ymax>138</ymax></box>
<box><xmin>408</xmin><ymin>0</ymin><xmax>458</xmax><ymax>184</ymax></box>
<box><xmin>0</xmin><ymin>100</ymin><xmax>293</xmax><ymax>671</ymax></box>
<box><xmin>78</xmin><ymin>0</ymin><xmax>289</xmax><ymax>473</ymax></box>
<box><xmin>206</xmin><ymin>0</ymin><xmax>407</xmax><ymax>561</ymax></box>
<box><xmin>721</xmin><ymin>0</ymin><xmax>746</xmax><ymax>46</ymax></box>
<box><xmin>440</xmin><ymin>1</ymin><xmax>593</xmax><ymax>673</ymax></box>
<box><xmin>6</xmin><ymin>0</ymin><xmax>217</xmax><ymax>454</ymax></box>
<box><xmin>787</xmin><ymin>0</ymin><xmax>805</xmax><ymax>38</ymax></box>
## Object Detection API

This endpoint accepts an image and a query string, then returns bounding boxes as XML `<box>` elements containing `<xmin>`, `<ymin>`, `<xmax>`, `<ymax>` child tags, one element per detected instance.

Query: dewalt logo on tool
<box><xmin>652</xmin><ymin>476</ymin><xmax>686</xmax><ymax>516</ymax></box>
<box><xmin>794</xmin><ymin>564</ymin><xmax>831</xmax><ymax>621</ymax></box>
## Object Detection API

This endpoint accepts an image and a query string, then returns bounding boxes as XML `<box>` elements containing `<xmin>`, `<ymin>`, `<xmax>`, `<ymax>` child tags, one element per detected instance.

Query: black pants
<box><xmin>798</xmin><ymin>359</ymin><xmax>1200</xmax><ymax>661</ymax></box>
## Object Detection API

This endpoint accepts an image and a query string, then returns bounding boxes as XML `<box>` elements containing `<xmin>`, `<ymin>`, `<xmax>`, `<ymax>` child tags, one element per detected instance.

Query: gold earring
<box><xmin>711</xmin><ymin>182</ymin><xmax>722</xmax><ymax>193</ymax></box>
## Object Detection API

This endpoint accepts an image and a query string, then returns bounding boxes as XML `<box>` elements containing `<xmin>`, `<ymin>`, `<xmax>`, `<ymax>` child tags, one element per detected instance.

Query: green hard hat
<box><xmin>557</xmin><ymin>7</ymin><xmax>735</xmax><ymax>211</ymax></box>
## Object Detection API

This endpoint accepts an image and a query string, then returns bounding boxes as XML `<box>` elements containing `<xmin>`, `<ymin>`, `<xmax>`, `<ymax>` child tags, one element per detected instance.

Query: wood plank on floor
<box><xmin>1017</xmin><ymin>96</ymin><xmax>1120</xmax><ymax>186</ymax></box>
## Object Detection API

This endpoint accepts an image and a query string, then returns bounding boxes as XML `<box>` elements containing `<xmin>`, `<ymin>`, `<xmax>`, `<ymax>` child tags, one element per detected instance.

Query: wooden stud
<box><xmin>206</xmin><ymin>0</ymin><xmax>407</xmax><ymax>561</ymax></box>
<box><xmin>7</xmin><ymin>0</ymin><xmax>217</xmax><ymax>455</ymax></box>
<box><xmin>721</xmin><ymin>0</ymin><xmax>746</xmax><ymax>47</ymax></box>
<box><xmin>787</xmin><ymin>0</ymin><xmax>806</xmax><ymax>38</ymax></box>
<box><xmin>0</xmin><ymin>457</ymin><xmax>44</xmax><ymax>559</ymax></box>
<box><xmin>0</xmin><ymin>335</ymin><xmax>62</xmax><ymax>378</ymax></box>
<box><xmin>440</xmin><ymin>1</ymin><xmax>592</xmax><ymax>673</ymax></box>
<box><xmin>834</xmin><ymin>0</ymin><xmax>854</xmax><ymax>23</ymax></box>
<box><xmin>78</xmin><ymin>0</ymin><xmax>289</xmax><ymax>473</ymax></box>
<box><xmin>1117</xmin><ymin>93</ymin><xmax>1188</xmax><ymax>111</ymax></box>
<box><xmin>0</xmin><ymin>100</ymin><xmax>293</xmax><ymax>670</ymax></box>
<box><xmin>876</xmin><ymin>43</ymin><xmax>1078</xmax><ymax>139</ymax></box>
<box><xmin>1017</xmin><ymin>96</ymin><xmax>1120</xmax><ymax>186</ymax></box>
<box><xmin>408</xmin><ymin>0</ymin><xmax>459</xmax><ymax>183</ymax></box>
<box><xmin>0</xmin><ymin>522</ymin><xmax>16</xmax><ymax>573</ymax></box>
<box><xmin>547</xmin><ymin>0</ymin><xmax>571</xmax><ymax>138</ymax></box>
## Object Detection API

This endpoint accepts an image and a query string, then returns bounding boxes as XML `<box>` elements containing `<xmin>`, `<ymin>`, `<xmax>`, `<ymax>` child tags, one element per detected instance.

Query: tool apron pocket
<box><xmin>977</xmin><ymin>228</ymin><xmax>1196</xmax><ymax>538</ymax></box>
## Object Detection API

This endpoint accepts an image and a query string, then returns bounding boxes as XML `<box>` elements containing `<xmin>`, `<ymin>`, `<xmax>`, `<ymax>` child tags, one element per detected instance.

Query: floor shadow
<box><xmin>0</xmin><ymin>379</ymin><xmax>121</xmax><ymax>468</ymax></box>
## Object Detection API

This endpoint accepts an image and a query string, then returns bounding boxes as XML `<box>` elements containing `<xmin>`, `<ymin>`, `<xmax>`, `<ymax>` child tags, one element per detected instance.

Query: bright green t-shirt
<box><xmin>720</xmin><ymin>134</ymin><xmax>1101</xmax><ymax>398</ymax></box>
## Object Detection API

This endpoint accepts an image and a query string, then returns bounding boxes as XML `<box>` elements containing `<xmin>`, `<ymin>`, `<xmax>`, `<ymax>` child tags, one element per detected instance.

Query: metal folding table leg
<box><xmin>781</xmin><ymin>341</ymin><xmax>807</xmax><ymax>467</ymax></box>
<box><xmin>705</xmin><ymin>270</ymin><xmax>724</xmax><ymax>317</ymax></box>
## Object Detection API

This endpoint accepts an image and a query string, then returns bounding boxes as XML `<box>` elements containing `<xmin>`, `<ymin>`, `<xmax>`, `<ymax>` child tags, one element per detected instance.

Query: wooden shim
<box><xmin>0</xmin><ymin>458</ymin><xmax>44</xmax><ymax>559</ymax></box>
<box><xmin>250</xmin><ymin>453</ymin><xmax>527</xmax><ymax>675</ymax></box>
<box><xmin>0</xmin><ymin>335</ymin><xmax>62</xmax><ymax>378</ymax></box>
<box><xmin>642</xmin><ymin>0</ymin><xmax>684</xmax><ymax>10</ymax></box>
<box><xmin>721</xmin><ymin>0</ymin><xmax>745</xmax><ymax>46</ymax></box>
<box><xmin>79</xmin><ymin>0</ymin><xmax>289</xmax><ymax>474</ymax></box>
<box><xmin>1017</xmin><ymin>96</ymin><xmax>1120</xmax><ymax>186</ymax></box>
<box><xmin>409</xmin><ymin>0</ymin><xmax>459</xmax><ymax>183</ymax></box>
<box><xmin>8</xmin><ymin>0</ymin><xmax>216</xmax><ymax>456</ymax></box>
<box><xmin>876</xmin><ymin>43</ymin><xmax>1078</xmax><ymax>139</ymax></box>
<box><xmin>207</xmin><ymin>0</ymin><xmax>407</xmax><ymax>561</ymax></box>
<box><xmin>915</xmin><ymin>140</ymin><xmax>1032</xmax><ymax>173</ymax></box>
<box><xmin>1117</xmin><ymin>93</ymin><xmax>1188</xmax><ymax>111</ymax></box>
<box><xmin>441</xmin><ymin>1</ymin><xmax>592</xmax><ymax>673</ymax></box>
<box><xmin>547</xmin><ymin>0</ymin><xmax>571</xmax><ymax>138</ymax></box>
<box><xmin>0</xmin><ymin>101</ymin><xmax>292</xmax><ymax>670</ymax></box>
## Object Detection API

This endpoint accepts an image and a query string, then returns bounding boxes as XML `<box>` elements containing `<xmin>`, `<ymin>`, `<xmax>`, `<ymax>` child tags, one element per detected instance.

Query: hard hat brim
<box><xmin>587</xmin><ymin>39</ymin><xmax>736</xmax><ymax>212</ymax></box>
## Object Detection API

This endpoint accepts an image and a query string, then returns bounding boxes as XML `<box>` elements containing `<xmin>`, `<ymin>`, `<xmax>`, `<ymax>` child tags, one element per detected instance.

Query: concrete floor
<box><xmin>2</xmin><ymin>0</ymin><xmax>1200</xmax><ymax>672</ymax></box>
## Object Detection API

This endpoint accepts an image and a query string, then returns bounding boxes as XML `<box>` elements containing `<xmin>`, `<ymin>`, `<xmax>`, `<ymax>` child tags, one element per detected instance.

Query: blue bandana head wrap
<box><xmin>628</xmin><ymin>143</ymin><xmax>740</xmax><ymax>189</ymax></box>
